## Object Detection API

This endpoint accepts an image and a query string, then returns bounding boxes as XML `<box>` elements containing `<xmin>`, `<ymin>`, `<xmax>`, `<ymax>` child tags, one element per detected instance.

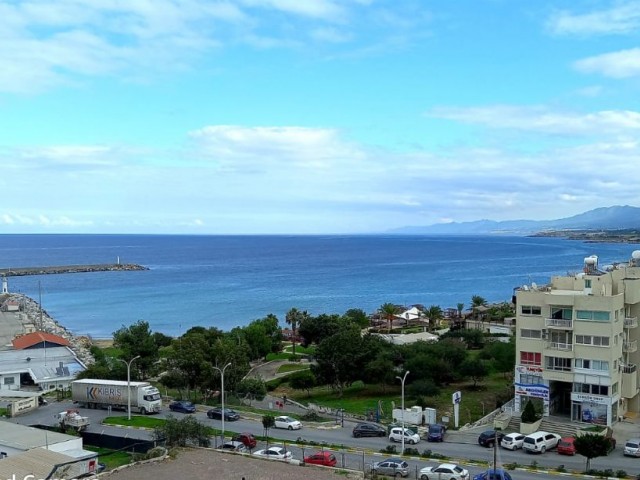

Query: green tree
<box><xmin>343</xmin><ymin>308</ymin><xmax>370</xmax><ymax>328</ymax></box>
<box><xmin>286</xmin><ymin>308</ymin><xmax>308</xmax><ymax>356</ymax></box>
<box><xmin>460</xmin><ymin>358</ymin><xmax>488</xmax><ymax>388</ymax></box>
<box><xmin>481</xmin><ymin>338</ymin><xmax>515</xmax><ymax>378</ymax></box>
<box><xmin>158</xmin><ymin>369</ymin><xmax>188</xmax><ymax>399</ymax></box>
<box><xmin>262</xmin><ymin>414</ymin><xmax>275</xmax><ymax>440</ymax></box>
<box><xmin>425</xmin><ymin>305</ymin><xmax>444</xmax><ymax>331</ymax></box>
<box><xmin>574</xmin><ymin>434</ymin><xmax>614</xmax><ymax>471</ymax></box>
<box><xmin>521</xmin><ymin>399</ymin><xmax>539</xmax><ymax>423</ymax></box>
<box><xmin>379</xmin><ymin>303</ymin><xmax>400</xmax><ymax>333</ymax></box>
<box><xmin>297</xmin><ymin>313</ymin><xmax>341</xmax><ymax>346</ymax></box>
<box><xmin>236</xmin><ymin>377</ymin><xmax>267</xmax><ymax>403</ymax></box>
<box><xmin>408</xmin><ymin>379</ymin><xmax>440</xmax><ymax>398</ymax></box>
<box><xmin>457</xmin><ymin>303</ymin><xmax>465</xmax><ymax>317</ymax></box>
<box><xmin>288</xmin><ymin>370</ymin><xmax>317</xmax><ymax>397</ymax></box>
<box><xmin>153</xmin><ymin>415</ymin><xmax>210</xmax><ymax>447</ymax></box>
<box><xmin>363</xmin><ymin>354</ymin><xmax>396</xmax><ymax>393</ymax></box>
<box><xmin>112</xmin><ymin>320</ymin><xmax>158</xmax><ymax>379</ymax></box>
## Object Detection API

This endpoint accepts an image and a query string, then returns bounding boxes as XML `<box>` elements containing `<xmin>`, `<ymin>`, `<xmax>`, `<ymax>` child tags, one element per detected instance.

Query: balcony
<box><xmin>623</xmin><ymin>340</ymin><xmax>638</xmax><ymax>353</ymax></box>
<box><xmin>624</xmin><ymin>317</ymin><xmax>638</xmax><ymax>328</ymax></box>
<box><xmin>545</xmin><ymin>318</ymin><xmax>573</xmax><ymax>329</ymax></box>
<box><xmin>622</xmin><ymin>364</ymin><xmax>638</xmax><ymax>398</ymax></box>
<box><xmin>545</xmin><ymin>341</ymin><xmax>573</xmax><ymax>351</ymax></box>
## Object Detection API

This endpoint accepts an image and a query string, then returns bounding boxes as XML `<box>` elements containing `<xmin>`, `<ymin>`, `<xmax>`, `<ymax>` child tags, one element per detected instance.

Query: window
<box><xmin>551</xmin><ymin>307</ymin><xmax>572</xmax><ymax>320</ymax></box>
<box><xmin>575</xmin><ymin>359</ymin><xmax>609</xmax><ymax>371</ymax></box>
<box><xmin>521</xmin><ymin>329</ymin><xmax>542</xmax><ymax>339</ymax></box>
<box><xmin>585</xmin><ymin>279</ymin><xmax>592</xmax><ymax>288</ymax></box>
<box><xmin>520</xmin><ymin>352</ymin><xmax>542</xmax><ymax>366</ymax></box>
<box><xmin>520</xmin><ymin>374</ymin><xmax>543</xmax><ymax>385</ymax></box>
<box><xmin>576</xmin><ymin>310</ymin><xmax>610</xmax><ymax>322</ymax></box>
<box><xmin>521</xmin><ymin>305</ymin><xmax>542</xmax><ymax>315</ymax></box>
<box><xmin>575</xmin><ymin>335</ymin><xmax>610</xmax><ymax>346</ymax></box>
<box><xmin>613</xmin><ymin>383</ymin><xmax>618</xmax><ymax>394</ymax></box>
<box><xmin>545</xmin><ymin>356</ymin><xmax>572</xmax><ymax>371</ymax></box>
<box><xmin>3</xmin><ymin>377</ymin><xmax>14</xmax><ymax>385</ymax></box>
<box><xmin>573</xmin><ymin>383</ymin><xmax>609</xmax><ymax>395</ymax></box>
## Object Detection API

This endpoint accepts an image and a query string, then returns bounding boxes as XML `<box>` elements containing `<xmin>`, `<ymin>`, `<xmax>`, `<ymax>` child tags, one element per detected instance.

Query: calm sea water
<box><xmin>1</xmin><ymin>234</ymin><xmax>638</xmax><ymax>338</ymax></box>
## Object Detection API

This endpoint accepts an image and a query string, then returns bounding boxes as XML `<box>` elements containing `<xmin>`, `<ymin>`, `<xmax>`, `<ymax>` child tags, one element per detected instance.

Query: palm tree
<box><xmin>285</xmin><ymin>308</ymin><xmax>307</xmax><ymax>356</ymax></box>
<box><xmin>425</xmin><ymin>305</ymin><xmax>444</xmax><ymax>331</ymax></box>
<box><xmin>379</xmin><ymin>303</ymin><xmax>400</xmax><ymax>333</ymax></box>
<box><xmin>456</xmin><ymin>303</ymin><xmax>464</xmax><ymax>318</ymax></box>
<box><xmin>471</xmin><ymin>295</ymin><xmax>488</xmax><ymax>320</ymax></box>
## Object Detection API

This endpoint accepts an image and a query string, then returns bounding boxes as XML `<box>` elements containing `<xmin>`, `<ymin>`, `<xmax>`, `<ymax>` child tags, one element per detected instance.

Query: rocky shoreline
<box><xmin>0</xmin><ymin>263</ymin><xmax>147</xmax><ymax>277</ymax></box>
<box><xmin>531</xmin><ymin>230</ymin><xmax>640</xmax><ymax>244</ymax></box>
<box><xmin>9</xmin><ymin>293</ymin><xmax>95</xmax><ymax>366</ymax></box>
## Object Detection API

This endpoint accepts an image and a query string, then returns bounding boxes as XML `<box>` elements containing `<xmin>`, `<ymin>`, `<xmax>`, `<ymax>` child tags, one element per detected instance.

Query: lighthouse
<box><xmin>1</xmin><ymin>276</ymin><xmax>7</xmax><ymax>294</ymax></box>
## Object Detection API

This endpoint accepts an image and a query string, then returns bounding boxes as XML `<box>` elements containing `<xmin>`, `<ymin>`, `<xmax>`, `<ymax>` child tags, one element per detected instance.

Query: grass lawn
<box><xmin>84</xmin><ymin>446</ymin><xmax>133</xmax><ymax>470</ymax></box>
<box><xmin>276</xmin><ymin>363</ymin><xmax>309</xmax><ymax>374</ymax></box>
<box><xmin>103</xmin><ymin>416</ymin><xmax>167</xmax><ymax>429</ymax></box>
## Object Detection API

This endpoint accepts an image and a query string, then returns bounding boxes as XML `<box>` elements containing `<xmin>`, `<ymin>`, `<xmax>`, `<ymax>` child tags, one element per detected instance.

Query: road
<box><xmin>9</xmin><ymin>401</ymin><xmax>640</xmax><ymax>478</ymax></box>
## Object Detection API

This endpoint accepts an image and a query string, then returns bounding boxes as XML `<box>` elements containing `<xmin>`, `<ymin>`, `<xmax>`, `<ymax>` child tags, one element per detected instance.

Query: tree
<box><xmin>574</xmin><ymin>434</ymin><xmax>614</xmax><ymax>471</ymax></box>
<box><xmin>236</xmin><ymin>378</ymin><xmax>267</xmax><ymax>403</ymax></box>
<box><xmin>379</xmin><ymin>303</ymin><xmax>400</xmax><ymax>333</ymax></box>
<box><xmin>286</xmin><ymin>308</ymin><xmax>308</xmax><ymax>356</ymax></box>
<box><xmin>363</xmin><ymin>355</ymin><xmax>396</xmax><ymax>393</ymax></box>
<box><xmin>262</xmin><ymin>414</ymin><xmax>275</xmax><ymax>439</ymax></box>
<box><xmin>112</xmin><ymin>320</ymin><xmax>158</xmax><ymax>379</ymax></box>
<box><xmin>153</xmin><ymin>415</ymin><xmax>210</xmax><ymax>448</ymax></box>
<box><xmin>288</xmin><ymin>370</ymin><xmax>317</xmax><ymax>397</ymax></box>
<box><xmin>457</xmin><ymin>303</ymin><xmax>465</xmax><ymax>317</ymax></box>
<box><xmin>425</xmin><ymin>305</ymin><xmax>444</xmax><ymax>331</ymax></box>
<box><xmin>408</xmin><ymin>379</ymin><xmax>440</xmax><ymax>398</ymax></box>
<box><xmin>297</xmin><ymin>313</ymin><xmax>341</xmax><ymax>346</ymax></box>
<box><xmin>343</xmin><ymin>308</ymin><xmax>370</xmax><ymax>328</ymax></box>
<box><xmin>471</xmin><ymin>295</ymin><xmax>488</xmax><ymax>320</ymax></box>
<box><xmin>521</xmin><ymin>399</ymin><xmax>539</xmax><ymax>423</ymax></box>
<box><xmin>460</xmin><ymin>358</ymin><xmax>488</xmax><ymax>388</ymax></box>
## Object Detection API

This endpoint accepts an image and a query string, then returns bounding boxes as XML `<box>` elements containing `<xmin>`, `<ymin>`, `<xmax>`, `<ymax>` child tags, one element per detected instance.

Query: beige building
<box><xmin>514</xmin><ymin>251</ymin><xmax>640</xmax><ymax>427</ymax></box>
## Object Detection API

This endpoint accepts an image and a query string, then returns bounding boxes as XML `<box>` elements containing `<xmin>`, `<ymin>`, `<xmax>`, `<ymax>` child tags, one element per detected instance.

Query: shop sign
<box><xmin>515</xmin><ymin>383</ymin><xmax>549</xmax><ymax>400</ymax></box>
<box><xmin>571</xmin><ymin>393</ymin><xmax>610</xmax><ymax>405</ymax></box>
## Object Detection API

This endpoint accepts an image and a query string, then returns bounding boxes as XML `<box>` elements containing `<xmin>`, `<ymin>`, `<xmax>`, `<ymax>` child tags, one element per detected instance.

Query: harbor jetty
<box><xmin>0</xmin><ymin>263</ymin><xmax>148</xmax><ymax>277</ymax></box>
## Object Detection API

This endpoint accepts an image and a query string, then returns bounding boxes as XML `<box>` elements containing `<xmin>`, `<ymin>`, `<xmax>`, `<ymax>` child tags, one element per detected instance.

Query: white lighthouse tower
<box><xmin>1</xmin><ymin>276</ymin><xmax>8</xmax><ymax>294</ymax></box>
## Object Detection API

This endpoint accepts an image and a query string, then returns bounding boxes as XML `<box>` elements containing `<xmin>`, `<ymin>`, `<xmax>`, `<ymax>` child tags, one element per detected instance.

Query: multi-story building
<box><xmin>514</xmin><ymin>251</ymin><xmax>640</xmax><ymax>427</ymax></box>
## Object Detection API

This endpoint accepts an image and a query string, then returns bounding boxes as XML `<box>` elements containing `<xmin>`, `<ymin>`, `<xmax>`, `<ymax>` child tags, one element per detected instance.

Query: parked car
<box><xmin>522</xmin><ymin>431</ymin><xmax>561</xmax><ymax>453</ymax></box>
<box><xmin>389</xmin><ymin>427</ymin><xmax>421</xmax><ymax>445</ymax></box>
<box><xmin>420</xmin><ymin>463</ymin><xmax>469</xmax><ymax>480</ymax></box>
<box><xmin>427</xmin><ymin>424</ymin><xmax>446</xmax><ymax>442</ymax></box>
<box><xmin>207</xmin><ymin>407</ymin><xmax>240</xmax><ymax>421</ymax></box>
<box><xmin>304</xmin><ymin>451</ymin><xmax>337</xmax><ymax>467</ymax></box>
<box><xmin>478</xmin><ymin>430</ymin><xmax>505</xmax><ymax>448</ymax></box>
<box><xmin>557</xmin><ymin>437</ymin><xmax>576</xmax><ymax>456</ymax></box>
<box><xmin>274</xmin><ymin>415</ymin><xmax>303</xmax><ymax>430</ymax></box>
<box><xmin>353</xmin><ymin>422</ymin><xmax>387</xmax><ymax>438</ymax></box>
<box><xmin>219</xmin><ymin>441</ymin><xmax>248</xmax><ymax>453</ymax></box>
<box><xmin>501</xmin><ymin>433</ymin><xmax>525</xmax><ymax>451</ymax></box>
<box><xmin>253</xmin><ymin>446</ymin><xmax>292</xmax><ymax>460</ymax></box>
<box><xmin>372</xmin><ymin>458</ymin><xmax>409</xmax><ymax>478</ymax></box>
<box><xmin>624</xmin><ymin>438</ymin><xmax>640</xmax><ymax>457</ymax></box>
<box><xmin>233</xmin><ymin>432</ymin><xmax>257</xmax><ymax>449</ymax></box>
<box><xmin>168</xmin><ymin>400</ymin><xmax>196</xmax><ymax>413</ymax></box>
<box><xmin>472</xmin><ymin>468</ymin><xmax>513</xmax><ymax>480</ymax></box>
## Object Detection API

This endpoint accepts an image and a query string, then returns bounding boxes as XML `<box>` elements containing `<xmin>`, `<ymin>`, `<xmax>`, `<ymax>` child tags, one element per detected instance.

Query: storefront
<box><xmin>571</xmin><ymin>392</ymin><xmax>618</xmax><ymax>426</ymax></box>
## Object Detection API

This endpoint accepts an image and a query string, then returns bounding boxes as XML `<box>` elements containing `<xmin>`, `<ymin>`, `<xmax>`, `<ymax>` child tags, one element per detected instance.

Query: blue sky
<box><xmin>1</xmin><ymin>0</ymin><xmax>640</xmax><ymax>234</ymax></box>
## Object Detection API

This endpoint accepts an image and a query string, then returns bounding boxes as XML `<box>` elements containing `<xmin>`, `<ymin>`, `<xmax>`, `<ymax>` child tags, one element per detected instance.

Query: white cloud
<box><xmin>428</xmin><ymin>105</ymin><xmax>640</xmax><ymax>135</ymax></box>
<box><xmin>574</xmin><ymin>48</ymin><xmax>640</xmax><ymax>78</ymax></box>
<box><xmin>547</xmin><ymin>1</ymin><xmax>640</xmax><ymax>36</ymax></box>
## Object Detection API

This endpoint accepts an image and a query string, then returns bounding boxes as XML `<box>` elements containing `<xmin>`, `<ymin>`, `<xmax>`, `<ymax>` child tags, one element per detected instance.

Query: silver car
<box><xmin>372</xmin><ymin>458</ymin><xmax>409</xmax><ymax>478</ymax></box>
<box><xmin>624</xmin><ymin>438</ymin><xmax>640</xmax><ymax>457</ymax></box>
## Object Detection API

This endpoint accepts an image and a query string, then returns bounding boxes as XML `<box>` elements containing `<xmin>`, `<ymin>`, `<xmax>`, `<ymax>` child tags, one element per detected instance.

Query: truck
<box><xmin>56</xmin><ymin>409</ymin><xmax>90</xmax><ymax>432</ymax></box>
<box><xmin>71</xmin><ymin>378</ymin><xmax>162</xmax><ymax>414</ymax></box>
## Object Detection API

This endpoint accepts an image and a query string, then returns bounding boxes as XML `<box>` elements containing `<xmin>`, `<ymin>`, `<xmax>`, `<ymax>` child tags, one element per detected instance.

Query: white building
<box><xmin>514</xmin><ymin>251</ymin><xmax>640</xmax><ymax>426</ymax></box>
<box><xmin>0</xmin><ymin>421</ymin><xmax>83</xmax><ymax>457</ymax></box>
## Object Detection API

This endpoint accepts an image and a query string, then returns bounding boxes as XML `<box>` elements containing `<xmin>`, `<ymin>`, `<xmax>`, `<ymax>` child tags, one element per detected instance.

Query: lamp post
<box><xmin>396</xmin><ymin>370</ymin><xmax>410</xmax><ymax>454</ymax></box>
<box><xmin>117</xmin><ymin>355</ymin><xmax>140</xmax><ymax>421</ymax></box>
<box><xmin>213</xmin><ymin>362</ymin><xmax>232</xmax><ymax>441</ymax></box>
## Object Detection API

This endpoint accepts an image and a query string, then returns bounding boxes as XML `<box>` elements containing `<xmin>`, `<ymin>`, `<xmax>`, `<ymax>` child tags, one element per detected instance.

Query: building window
<box><xmin>520</xmin><ymin>329</ymin><xmax>542</xmax><ymax>339</ymax></box>
<box><xmin>612</xmin><ymin>383</ymin><xmax>618</xmax><ymax>394</ymax></box>
<box><xmin>520</xmin><ymin>352</ymin><xmax>542</xmax><ymax>365</ymax></box>
<box><xmin>520</xmin><ymin>374</ymin><xmax>543</xmax><ymax>384</ymax></box>
<box><xmin>576</xmin><ymin>310</ymin><xmax>610</xmax><ymax>322</ymax></box>
<box><xmin>575</xmin><ymin>335</ymin><xmax>610</xmax><ymax>346</ymax></box>
<box><xmin>521</xmin><ymin>305</ymin><xmax>542</xmax><ymax>315</ymax></box>
<box><xmin>573</xmin><ymin>383</ymin><xmax>609</xmax><ymax>395</ymax></box>
<box><xmin>551</xmin><ymin>307</ymin><xmax>572</xmax><ymax>320</ymax></box>
<box><xmin>3</xmin><ymin>377</ymin><xmax>14</xmax><ymax>385</ymax></box>
<box><xmin>575</xmin><ymin>359</ymin><xmax>609</xmax><ymax>371</ymax></box>
<box><xmin>585</xmin><ymin>279</ymin><xmax>592</xmax><ymax>288</ymax></box>
<box><xmin>545</xmin><ymin>356</ymin><xmax>572</xmax><ymax>371</ymax></box>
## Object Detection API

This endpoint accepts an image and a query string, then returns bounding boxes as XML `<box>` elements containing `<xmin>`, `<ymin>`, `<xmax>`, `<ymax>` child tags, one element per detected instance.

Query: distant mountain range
<box><xmin>388</xmin><ymin>205</ymin><xmax>640</xmax><ymax>235</ymax></box>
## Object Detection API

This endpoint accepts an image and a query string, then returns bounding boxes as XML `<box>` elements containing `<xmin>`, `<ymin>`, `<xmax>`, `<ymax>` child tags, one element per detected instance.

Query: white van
<box><xmin>522</xmin><ymin>431</ymin><xmax>561</xmax><ymax>453</ymax></box>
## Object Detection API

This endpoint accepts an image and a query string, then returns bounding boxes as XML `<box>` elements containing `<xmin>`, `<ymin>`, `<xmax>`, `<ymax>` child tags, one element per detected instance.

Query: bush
<box><xmin>521</xmin><ymin>399</ymin><xmax>539</xmax><ymax>423</ymax></box>
<box><xmin>555</xmin><ymin>465</ymin><xmax>566</xmax><ymax>473</ymax></box>
<box><xmin>301</xmin><ymin>411</ymin><xmax>322</xmax><ymax>422</ymax></box>
<box><xmin>403</xmin><ymin>448</ymin><xmax>420</xmax><ymax>456</ymax></box>
<box><xmin>380</xmin><ymin>445</ymin><xmax>397</xmax><ymax>454</ymax></box>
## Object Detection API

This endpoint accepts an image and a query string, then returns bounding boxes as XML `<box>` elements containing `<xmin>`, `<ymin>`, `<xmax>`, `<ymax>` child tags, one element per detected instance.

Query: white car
<box><xmin>419</xmin><ymin>463</ymin><xmax>469</xmax><ymax>480</ymax></box>
<box><xmin>501</xmin><ymin>433</ymin><xmax>525</xmax><ymax>450</ymax></box>
<box><xmin>389</xmin><ymin>427</ymin><xmax>421</xmax><ymax>445</ymax></box>
<box><xmin>252</xmin><ymin>446</ymin><xmax>292</xmax><ymax>460</ymax></box>
<box><xmin>274</xmin><ymin>415</ymin><xmax>303</xmax><ymax>430</ymax></box>
<box><xmin>522</xmin><ymin>431</ymin><xmax>561</xmax><ymax>453</ymax></box>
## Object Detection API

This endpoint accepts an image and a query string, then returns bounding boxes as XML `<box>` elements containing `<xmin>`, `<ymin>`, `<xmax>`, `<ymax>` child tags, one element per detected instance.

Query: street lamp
<box><xmin>396</xmin><ymin>370</ymin><xmax>410</xmax><ymax>454</ymax></box>
<box><xmin>213</xmin><ymin>362</ymin><xmax>232</xmax><ymax>441</ymax></box>
<box><xmin>117</xmin><ymin>355</ymin><xmax>140</xmax><ymax>421</ymax></box>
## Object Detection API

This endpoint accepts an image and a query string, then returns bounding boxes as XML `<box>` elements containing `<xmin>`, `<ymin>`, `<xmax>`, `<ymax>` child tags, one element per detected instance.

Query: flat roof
<box><xmin>0</xmin><ymin>346</ymin><xmax>85</xmax><ymax>382</ymax></box>
<box><xmin>72</xmin><ymin>379</ymin><xmax>151</xmax><ymax>387</ymax></box>
<box><xmin>0</xmin><ymin>448</ymin><xmax>78</xmax><ymax>480</ymax></box>
<box><xmin>0</xmin><ymin>421</ymin><xmax>78</xmax><ymax>450</ymax></box>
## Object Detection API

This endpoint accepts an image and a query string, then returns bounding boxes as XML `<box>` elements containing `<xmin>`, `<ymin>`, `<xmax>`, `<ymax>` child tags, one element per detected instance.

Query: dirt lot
<box><xmin>103</xmin><ymin>448</ymin><xmax>363</xmax><ymax>480</ymax></box>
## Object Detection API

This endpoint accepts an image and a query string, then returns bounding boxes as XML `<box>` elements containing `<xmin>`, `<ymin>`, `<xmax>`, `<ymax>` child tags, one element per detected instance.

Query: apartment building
<box><xmin>514</xmin><ymin>251</ymin><xmax>640</xmax><ymax>427</ymax></box>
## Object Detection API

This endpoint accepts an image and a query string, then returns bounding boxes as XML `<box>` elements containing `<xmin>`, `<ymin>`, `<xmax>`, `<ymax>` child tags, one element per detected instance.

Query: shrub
<box><xmin>403</xmin><ymin>448</ymin><xmax>420</xmax><ymax>456</ymax></box>
<box><xmin>380</xmin><ymin>445</ymin><xmax>397</xmax><ymax>454</ymax></box>
<box><xmin>521</xmin><ymin>399</ymin><xmax>539</xmax><ymax>423</ymax></box>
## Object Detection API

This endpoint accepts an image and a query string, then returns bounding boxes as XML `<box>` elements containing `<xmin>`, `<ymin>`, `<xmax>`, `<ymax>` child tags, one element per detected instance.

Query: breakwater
<box><xmin>0</xmin><ymin>263</ymin><xmax>148</xmax><ymax>277</ymax></box>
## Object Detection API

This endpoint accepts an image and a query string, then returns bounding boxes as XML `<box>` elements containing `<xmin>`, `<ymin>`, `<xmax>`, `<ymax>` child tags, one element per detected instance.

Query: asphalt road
<box><xmin>10</xmin><ymin>400</ymin><xmax>640</xmax><ymax>477</ymax></box>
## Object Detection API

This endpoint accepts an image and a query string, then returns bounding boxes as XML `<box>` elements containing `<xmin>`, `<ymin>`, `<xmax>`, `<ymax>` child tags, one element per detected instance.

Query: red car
<box><xmin>304</xmin><ymin>451</ymin><xmax>337</xmax><ymax>467</ymax></box>
<box><xmin>557</xmin><ymin>437</ymin><xmax>576</xmax><ymax>455</ymax></box>
<box><xmin>232</xmin><ymin>432</ymin><xmax>257</xmax><ymax>449</ymax></box>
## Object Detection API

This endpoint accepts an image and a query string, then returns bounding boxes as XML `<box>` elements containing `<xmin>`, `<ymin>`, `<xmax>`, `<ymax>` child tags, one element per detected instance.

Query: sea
<box><xmin>1</xmin><ymin>234</ymin><xmax>638</xmax><ymax>339</ymax></box>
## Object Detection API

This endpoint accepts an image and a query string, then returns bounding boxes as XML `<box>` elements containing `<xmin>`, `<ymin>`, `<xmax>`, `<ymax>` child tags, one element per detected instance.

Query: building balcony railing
<box><xmin>622</xmin><ymin>363</ymin><xmax>637</xmax><ymax>374</ymax></box>
<box><xmin>623</xmin><ymin>340</ymin><xmax>638</xmax><ymax>353</ymax></box>
<box><xmin>624</xmin><ymin>317</ymin><xmax>638</xmax><ymax>328</ymax></box>
<box><xmin>545</xmin><ymin>341</ymin><xmax>573</xmax><ymax>351</ymax></box>
<box><xmin>545</xmin><ymin>318</ymin><xmax>573</xmax><ymax>329</ymax></box>
<box><xmin>545</xmin><ymin>365</ymin><xmax>572</xmax><ymax>372</ymax></box>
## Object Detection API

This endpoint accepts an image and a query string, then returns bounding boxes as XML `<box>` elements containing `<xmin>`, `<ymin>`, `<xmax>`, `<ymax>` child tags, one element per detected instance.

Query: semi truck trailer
<box><xmin>71</xmin><ymin>378</ymin><xmax>162</xmax><ymax>414</ymax></box>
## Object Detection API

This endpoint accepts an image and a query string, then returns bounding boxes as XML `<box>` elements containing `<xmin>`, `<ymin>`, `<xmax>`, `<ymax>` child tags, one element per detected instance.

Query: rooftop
<box><xmin>0</xmin><ymin>421</ymin><xmax>78</xmax><ymax>450</ymax></box>
<box><xmin>12</xmin><ymin>331</ymin><xmax>70</xmax><ymax>350</ymax></box>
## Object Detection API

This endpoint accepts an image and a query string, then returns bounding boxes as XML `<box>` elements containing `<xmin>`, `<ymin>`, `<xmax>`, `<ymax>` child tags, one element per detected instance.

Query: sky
<box><xmin>1</xmin><ymin>0</ymin><xmax>640</xmax><ymax>234</ymax></box>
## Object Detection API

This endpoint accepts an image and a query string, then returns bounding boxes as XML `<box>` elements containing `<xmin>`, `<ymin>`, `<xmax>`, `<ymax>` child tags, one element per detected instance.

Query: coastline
<box><xmin>8</xmin><ymin>293</ymin><xmax>95</xmax><ymax>366</ymax></box>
